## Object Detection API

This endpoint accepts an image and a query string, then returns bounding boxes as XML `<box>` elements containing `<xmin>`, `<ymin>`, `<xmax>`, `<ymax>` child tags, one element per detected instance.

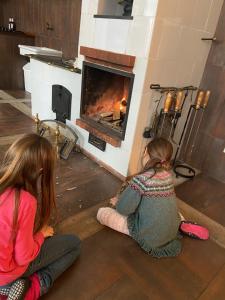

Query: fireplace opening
<box><xmin>80</xmin><ymin>61</ymin><xmax>134</xmax><ymax>140</ymax></box>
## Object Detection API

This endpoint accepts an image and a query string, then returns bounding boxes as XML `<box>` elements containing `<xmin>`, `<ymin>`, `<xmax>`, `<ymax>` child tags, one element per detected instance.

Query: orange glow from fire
<box><xmin>120</xmin><ymin>97</ymin><xmax>127</xmax><ymax>113</ymax></box>
<box><xmin>86</xmin><ymin>79</ymin><xmax>129</xmax><ymax>118</ymax></box>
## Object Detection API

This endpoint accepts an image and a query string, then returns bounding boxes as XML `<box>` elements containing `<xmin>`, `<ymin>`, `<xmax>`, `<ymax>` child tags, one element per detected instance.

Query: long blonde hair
<box><xmin>0</xmin><ymin>134</ymin><xmax>56</xmax><ymax>236</ymax></box>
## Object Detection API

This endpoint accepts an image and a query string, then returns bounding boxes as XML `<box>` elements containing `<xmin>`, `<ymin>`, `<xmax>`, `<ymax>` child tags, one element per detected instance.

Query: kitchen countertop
<box><xmin>28</xmin><ymin>54</ymin><xmax>81</xmax><ymax>74</ymax></box>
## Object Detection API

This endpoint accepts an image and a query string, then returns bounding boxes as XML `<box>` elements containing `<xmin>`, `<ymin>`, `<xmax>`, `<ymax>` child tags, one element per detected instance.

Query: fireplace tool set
<box><xmin>145</xmin><ymin>84</ymin><xmax>211</xmax><ymax>178</ymax></box>
<box><xmin>181</xmin><ymin>90</ymin><xmax>211</xmax><ymax>160</ymax></box>
<box><xmin>34</xmin><ymin>114</ymin><xmax>79</xmax><ymax>160</ymax></box>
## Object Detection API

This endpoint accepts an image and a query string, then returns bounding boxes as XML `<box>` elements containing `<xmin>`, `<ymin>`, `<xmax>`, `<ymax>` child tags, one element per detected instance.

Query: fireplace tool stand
<box><xmin>173</xmin><ymin>90</ymin><xmax>211</xmax><ymax>178</ymax></box>
<box><xmin>146</xmin><ymin>84</ymin><xmax>199</xmax><ymax>179</ymax></box>
<box><xmin>145</xmin><ymin>84</ymin><xmax>197</xmax><ymax>139</ymax></box>
<box><xmin>34</xmin><ymin>114</ymin><xmax>79</xmax><ymax>160</ymax></box>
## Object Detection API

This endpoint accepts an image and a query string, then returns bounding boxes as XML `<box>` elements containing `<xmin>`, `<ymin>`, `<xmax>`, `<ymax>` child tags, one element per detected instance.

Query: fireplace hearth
<box><xmin>80</xmin><ymin>61</ymin><xmax>134</xmax><ymax>140</ymax></box>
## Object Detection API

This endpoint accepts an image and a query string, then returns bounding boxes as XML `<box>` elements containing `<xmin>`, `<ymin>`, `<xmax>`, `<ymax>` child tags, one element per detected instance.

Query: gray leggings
<box><xmin>23</xmin><ymin>234</ymin><xmax>81</xmax><ymax>295</ymax></box>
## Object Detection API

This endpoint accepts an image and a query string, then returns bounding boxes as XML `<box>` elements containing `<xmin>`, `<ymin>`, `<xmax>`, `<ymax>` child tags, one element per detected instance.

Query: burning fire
<box><xmin>120</xmin><ymin>97</ymin><xmax>127</xmax><ymax>113</ymax></box>
<box><xmin>84</xmin><ymin>76</ymin><xmax>129</xmax><ymax>124</ymax></box>
<box><xmin>86</xmin><ymin>93</ymin><xmax>127</xmax><ymax>117</ymax></box>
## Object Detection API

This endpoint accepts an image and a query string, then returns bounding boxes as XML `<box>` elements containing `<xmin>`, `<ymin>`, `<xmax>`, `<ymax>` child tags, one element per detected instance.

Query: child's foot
<box><xmin>179</xmin><ymin>221</ymin><xmax>209</xmax><ymax>240</ymax></box>
<box><xmin>7</xmin><ymin>278</ymin><xmax>30</xmax><ymax>300</ymax></box>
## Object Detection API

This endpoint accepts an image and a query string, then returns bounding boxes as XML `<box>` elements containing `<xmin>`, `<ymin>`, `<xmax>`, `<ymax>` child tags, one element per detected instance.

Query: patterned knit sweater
<box><xmin>116</xmin><ymin>170</ymin><xmax>181</xmax><ymax>258</ymax></box>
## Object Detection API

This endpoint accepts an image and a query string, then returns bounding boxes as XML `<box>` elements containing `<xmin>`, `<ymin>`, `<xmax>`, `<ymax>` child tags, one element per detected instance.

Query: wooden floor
<box><xmin>1</xmin><ymin>90</ymin><xmax>225</xmax><ymax>300</ymax></box>
<box><xmin>176</xmin><ymin>175</ymin><xmax>225</xmax><ymax>226</ymax></box>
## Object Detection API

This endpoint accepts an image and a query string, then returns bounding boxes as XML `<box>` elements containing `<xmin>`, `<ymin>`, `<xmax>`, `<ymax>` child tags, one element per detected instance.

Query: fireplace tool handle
<box><xmin>159</xmin><ymin>92</ymin><xmax>173</xmax><ymax>137</ymax></box>
<box><xmin>173</xmin><ymin>104</ymin><xmax>194</xmax><ymax>164</ymax></box>
<box><xmin>147</xmin><ymin>94</ymin><xmax>163</xmax><ymax>138</ymax></box>
<box><xmin>182</xmin><ymin>90</ymin><xmax>205</xmax><ymax>159</ymax></box>
<box><xmin>169</xmin><ymin>91</ymin><xmax>184</xmax><ymax>142</ymax></box>
<box><xmin>189</xmin><ymin>90</ymin><xmax>211</xmax><ymax>155</ymax></box>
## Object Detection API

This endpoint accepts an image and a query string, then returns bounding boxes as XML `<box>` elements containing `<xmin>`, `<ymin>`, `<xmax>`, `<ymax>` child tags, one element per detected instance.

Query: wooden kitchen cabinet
<box><xmin>0</xmin><ymin>0</ymin><xmax>82</xmax><ymax>58</ymax></box>
<box><xmin>0</xmin><ymin>31</ymin><xmax>35</xmax><ymax>89</ymax></box>
<box><xmin>0</xmin><ymin>0</ymin><xmax>81</xmax><ymax>89</ymax></box>
<box><xmin>35</xmin><ymin>0</ymin><xmax>81</xmax><ymax>58</ymax></box>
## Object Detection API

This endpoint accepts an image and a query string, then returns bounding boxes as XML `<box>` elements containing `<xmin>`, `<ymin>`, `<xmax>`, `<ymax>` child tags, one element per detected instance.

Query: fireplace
<box><xmin>80</xmin><ymin>61</ymin><xmax>134</xmax><ymax>140</ymax></box>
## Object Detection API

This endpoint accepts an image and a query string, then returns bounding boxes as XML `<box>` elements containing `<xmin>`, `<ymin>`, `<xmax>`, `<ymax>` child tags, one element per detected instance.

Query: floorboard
<box><xmin>175</xmin><ymin>174</ymin><xmax>225</xmax><ymax>225</ymax></box>
<box><xmin>42</xmin><ymin>229</ymin><xmax>225</xmax><ymax>300</ymax></box>
<box><xmin>198</xmin><ymin>264</ymin><xmax>225</xmax><ymax>300</ymax></box>
<box><xmin>96</xmin><ymin>276</ymin><xmax>149</xmax><ymax>300</ymax></box>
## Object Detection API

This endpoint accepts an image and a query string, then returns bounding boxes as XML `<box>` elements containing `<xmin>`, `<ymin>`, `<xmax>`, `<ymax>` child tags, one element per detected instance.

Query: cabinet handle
<box><xmin>46</xmin><ymin>22</ymin><xmax>54</xmax><ymax>31</ymax></box>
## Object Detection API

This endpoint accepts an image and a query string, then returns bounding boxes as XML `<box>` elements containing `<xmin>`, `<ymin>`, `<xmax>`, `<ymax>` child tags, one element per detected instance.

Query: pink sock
<box><xmin>24</xmin><ymin>274</ymin><xmax>41</xmax><ymax>300</ymax></box>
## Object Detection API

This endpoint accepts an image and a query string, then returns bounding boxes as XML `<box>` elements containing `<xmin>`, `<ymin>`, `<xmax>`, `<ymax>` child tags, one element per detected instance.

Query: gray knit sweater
<box><xmin>116</xmin><ymin>170</ymin><xmax>181</xmax><ymax>258</ymax></box>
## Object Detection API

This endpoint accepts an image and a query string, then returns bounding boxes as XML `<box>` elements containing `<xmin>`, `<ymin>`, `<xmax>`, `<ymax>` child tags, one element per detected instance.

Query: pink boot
<box><xmin>179</xmin><ymin>221</ymin><xmax>209</xmax><ymax>240</ymax></box>
<box><xmin>24</xmin><ymin>274</ymin><xmax>41</xmax><ymax>300</ymax></box>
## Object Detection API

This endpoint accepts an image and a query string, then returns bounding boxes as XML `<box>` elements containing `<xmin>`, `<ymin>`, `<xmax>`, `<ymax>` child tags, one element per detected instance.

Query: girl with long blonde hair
<box><xmin>0</xmin><ymin>134</ymin><xmax>80</xmax><ymax>300</ymax></box>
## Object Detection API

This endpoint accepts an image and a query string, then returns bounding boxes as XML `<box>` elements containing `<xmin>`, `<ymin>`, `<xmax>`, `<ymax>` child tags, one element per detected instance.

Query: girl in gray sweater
<box><xmin>97</xmin><ymin>138</ymin><xmax>182</xmax><ymax>258</ymax></box>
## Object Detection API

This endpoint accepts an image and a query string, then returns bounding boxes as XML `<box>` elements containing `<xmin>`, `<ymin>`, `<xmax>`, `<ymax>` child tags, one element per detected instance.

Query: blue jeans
<box><xmin>23</xmin><ymin>234</ymin><xmax>81</xmax><ymax>295</ymax></box>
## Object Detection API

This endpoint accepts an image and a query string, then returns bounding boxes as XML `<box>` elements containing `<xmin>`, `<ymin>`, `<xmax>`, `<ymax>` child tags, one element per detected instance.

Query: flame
<box><xmin>84</xmin><ymin>77</ymin><xmax>130</xmax><ymax>118</ymax></box>
<box><xmin>120</xmin><ymin>97</ymin><xmax>127</xmax><ymax>112</ymax></box>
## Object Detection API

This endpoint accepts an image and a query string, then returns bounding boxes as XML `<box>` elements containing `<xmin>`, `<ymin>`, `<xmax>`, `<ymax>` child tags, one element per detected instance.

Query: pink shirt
<box><xmin>0</xmin><ymin>188</ymin><xmax>44</xmax><ymax>285</ymax></box>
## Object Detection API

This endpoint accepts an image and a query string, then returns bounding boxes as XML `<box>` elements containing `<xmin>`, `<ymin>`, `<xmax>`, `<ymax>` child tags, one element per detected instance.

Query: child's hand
<box><xmin>110</xmin><ymin>196</ymin><xmax>118</xmax><ymax>207</ymax></box>
<box><xmin>41</xmin><ymin>225</ymin><xmax>54</xmax><ymax>238</ymax></box>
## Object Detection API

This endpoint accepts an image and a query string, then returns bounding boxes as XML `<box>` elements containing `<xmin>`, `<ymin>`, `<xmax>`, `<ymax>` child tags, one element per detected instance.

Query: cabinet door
<box><xmin>37</xmin><ymin>0</ymin><xmax>66</xmax><ymax>39</ymax></box>
<box><xmin>48</xmin><ymin>0</ymin><xmax>65</xmax><ymax>40</ymax></box>
<box><xmin>35</xmin><ymin>0</ymin><xmax>81</xmax><ymax>57</ymax></box>
<box><xmin>19</xmin><ymin>0</ymin><xmax>36</xmax><ymax>34</ymax></box>
<box><xmin>62</xmin><ymin>0</ymin><xmax>82</xmax><ymax>58</ymax></box>
<box><xmin>36</xmin><ymin>0</ymin><xmax>50</xmax><ymax>37</ymax></box>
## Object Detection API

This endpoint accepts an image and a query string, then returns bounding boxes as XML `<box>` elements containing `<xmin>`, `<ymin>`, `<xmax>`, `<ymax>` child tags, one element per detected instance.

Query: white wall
<box><xmin>128</xmin><ymin>0</ymin><xmax>224</xmax><ymax>174</ymax></box>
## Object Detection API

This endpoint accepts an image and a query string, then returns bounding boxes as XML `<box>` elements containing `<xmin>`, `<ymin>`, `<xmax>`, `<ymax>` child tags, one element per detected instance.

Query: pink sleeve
<box><xmin>14</xmin><ymin>193</ymin><xmax>44</xmax><ymax>266</ymax></box>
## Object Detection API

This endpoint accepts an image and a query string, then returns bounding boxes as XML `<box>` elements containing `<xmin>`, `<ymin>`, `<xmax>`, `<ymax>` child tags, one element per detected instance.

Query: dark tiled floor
<box><xmin>4</xmin><ymin>89</ymin><xmax>31</xmax><ymax>99</ymax></box>
<box><xmin>0</xmin><ymin>103</ymin><xmax>35</xmax><ymax>137</ymax></box>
